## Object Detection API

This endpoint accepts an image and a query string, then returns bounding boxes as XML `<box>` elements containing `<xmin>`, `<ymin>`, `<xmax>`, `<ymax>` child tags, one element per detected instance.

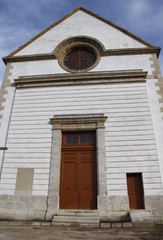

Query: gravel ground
<box><xmin>0</xmin><ymin>225</ymin><xmax>163</xmax><ymax>240</ymax></box>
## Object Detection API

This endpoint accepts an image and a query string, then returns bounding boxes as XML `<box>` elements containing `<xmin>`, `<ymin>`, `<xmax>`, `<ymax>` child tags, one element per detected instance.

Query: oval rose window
<box><xmin>64</xmin><ymin>48</ymin><xmax>96</xmax><ymax>71</ymax></box>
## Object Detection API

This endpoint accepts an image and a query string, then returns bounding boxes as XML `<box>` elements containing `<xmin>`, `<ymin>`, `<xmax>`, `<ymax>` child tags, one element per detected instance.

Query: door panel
<box><xmin>79</xmin><ymin>152</ymin><xmax>97</xmax><ymax>209</ymax></box>
<box><xmin>62</xmin><ymin>161</ymin><xmax>76</xmax><ymax>192</ymax></box>
<box><xmin>60</xmin><ymin>152</ymin><xmax>78</xmax><ymax>209</ymax></box>
<box><xmin>127</xmin><ymin>173</ymin><xmax>144</xmax><ymax>209</ymax></box>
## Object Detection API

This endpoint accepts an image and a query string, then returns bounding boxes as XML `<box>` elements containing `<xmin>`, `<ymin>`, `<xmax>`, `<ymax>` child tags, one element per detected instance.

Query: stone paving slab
<box><xmin>0</xmin><ymin>225</ymin><xmax>163</xmax><ymax>240</ymax></box>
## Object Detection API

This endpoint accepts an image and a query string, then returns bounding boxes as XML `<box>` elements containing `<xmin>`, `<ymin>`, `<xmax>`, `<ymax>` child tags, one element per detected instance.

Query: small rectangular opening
<box><xmin>127</xmin><ymin>173</ymin><xmax>144</xmax><ymax>209</ymax></box>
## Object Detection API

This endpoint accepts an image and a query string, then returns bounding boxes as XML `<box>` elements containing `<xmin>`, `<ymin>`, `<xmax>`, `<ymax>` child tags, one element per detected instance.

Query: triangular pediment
<box><xmin>5</xmin><ymin>7</ymin><xmax>158</xmax><ymax>59</ymax></box>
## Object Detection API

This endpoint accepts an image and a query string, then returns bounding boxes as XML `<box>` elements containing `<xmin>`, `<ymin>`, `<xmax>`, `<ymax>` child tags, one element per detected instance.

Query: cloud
<box><xmin>128</xmin><ymin>0</ymin><xmax>150</xmax><ymax>15</ymax></box>
<box><xmin>124</xmin><ymin>0</ymin><xmax>163</xmax><ymax>32</ymax></box>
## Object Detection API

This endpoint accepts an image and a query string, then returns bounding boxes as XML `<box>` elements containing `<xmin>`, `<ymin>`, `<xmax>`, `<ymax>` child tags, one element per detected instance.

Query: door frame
<box><xmin>46</xmin><ymin>114</ymin><xmax>108</xmax><ymax>220</ymax></box>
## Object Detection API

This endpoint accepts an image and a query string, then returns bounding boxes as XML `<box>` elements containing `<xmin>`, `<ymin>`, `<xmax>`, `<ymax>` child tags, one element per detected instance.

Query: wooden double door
<box><xmin>59</xmin><ymin>132</ymin><xmax>97</xmax><ymax>210</ymax></box>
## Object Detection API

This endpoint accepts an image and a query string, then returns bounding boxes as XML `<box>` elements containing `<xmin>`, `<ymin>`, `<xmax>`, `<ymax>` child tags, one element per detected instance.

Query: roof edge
<box><xmin>6</xmin><ymin>6</ymin><xmax>157</xmax><ymax>57</ymax></box>
<box><xmin>79</xmin><ymin>7</ymin><xmax>155</xmax><ymax>48</ymax></box>
<box><xmin>7</xmin><ymin>7</ymin><xmax>83</xmax><ymax>57</ymax></box>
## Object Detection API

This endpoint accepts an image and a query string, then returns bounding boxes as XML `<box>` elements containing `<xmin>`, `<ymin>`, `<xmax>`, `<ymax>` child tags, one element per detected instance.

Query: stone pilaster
<box><xmin>96</xmin><ymin>128</ymin><xmax>108</xmax><ymax>216</ymax></box>
<box><xmin>46</xmin><ymin>130</ymin><xmax>62</xmax><ymax>221</ymax></box>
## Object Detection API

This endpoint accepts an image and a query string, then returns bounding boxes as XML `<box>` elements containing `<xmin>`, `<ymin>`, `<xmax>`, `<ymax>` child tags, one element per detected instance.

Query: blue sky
<box><xmin>0</xmin><ymin>0</ymin><xmax>163</xmax><ymax>85</ymax></box>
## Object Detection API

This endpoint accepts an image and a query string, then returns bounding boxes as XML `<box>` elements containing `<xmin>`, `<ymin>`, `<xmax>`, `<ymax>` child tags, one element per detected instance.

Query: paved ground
<box><xmin>0</xmin><ymin>225</ymin><xmax>163</xmax><ymax>240</ymax></box>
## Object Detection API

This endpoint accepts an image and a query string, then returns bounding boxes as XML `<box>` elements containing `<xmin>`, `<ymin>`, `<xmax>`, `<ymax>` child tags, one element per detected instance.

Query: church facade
<box><xmin>0</xmin><ymin>7</ymin><xmax>163</xmax><ymax>226</ymax></box>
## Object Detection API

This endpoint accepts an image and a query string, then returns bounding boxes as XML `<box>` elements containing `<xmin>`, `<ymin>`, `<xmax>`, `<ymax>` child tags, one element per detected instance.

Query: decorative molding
<box><xmin>14</xmin><ymin>70</ymin><xmax>148</xmax><ymax>88</ymax></box>
<box><xmin>50</xmin><ymin>114</ymin><xmax>108</xmax><ymax>130</ymax></box>
<box><xmin>3</xmin><ymin>47</ymin><xmax>160</xmax><ymax>64</ymax></box>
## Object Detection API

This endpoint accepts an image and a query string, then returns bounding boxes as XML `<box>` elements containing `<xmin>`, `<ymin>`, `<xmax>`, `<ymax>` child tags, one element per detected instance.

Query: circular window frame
<box><xmin>61</xmin><ymin>44</ymin><xmax>99</xmax><ymax>73</ymax></box>
<box><xmin>54</xmin><ymin>37</ymin><xmax>103</xmax><ymax>73</ymax></box>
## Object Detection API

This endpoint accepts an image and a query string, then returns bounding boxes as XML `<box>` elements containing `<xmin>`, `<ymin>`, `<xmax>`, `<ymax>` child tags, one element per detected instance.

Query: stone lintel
<box><xmin>51</xmin><ymin>114</ymin><xmax>107</xmax><ymax>130</ymax></box>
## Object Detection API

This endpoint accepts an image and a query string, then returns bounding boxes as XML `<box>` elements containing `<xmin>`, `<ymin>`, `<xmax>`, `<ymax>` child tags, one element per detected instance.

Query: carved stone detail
<box><xmin>51</xmin><ymin>114</ymin><xmax>108</xmax><ymax>130</ymax></box>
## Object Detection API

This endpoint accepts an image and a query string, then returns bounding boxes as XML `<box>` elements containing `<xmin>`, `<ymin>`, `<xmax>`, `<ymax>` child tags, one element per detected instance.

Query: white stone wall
<box><xmin>14</xmin><ymin>11</ymin><xmax>146</xmax><ymax>57</ymax></box>
<box><xmin>8</xmin><ymin>54</ymin><xmax>153</xmax><ymax>84</ymax></box>
<box><xmin>0</xmin><ymin>82</ymin><xmax>162</xmax><ymax>198</ymax></box>
<box><xmin>0</xmin><ymin>52</ymin><xmax>156</xmax><ymax>161</ymax></box>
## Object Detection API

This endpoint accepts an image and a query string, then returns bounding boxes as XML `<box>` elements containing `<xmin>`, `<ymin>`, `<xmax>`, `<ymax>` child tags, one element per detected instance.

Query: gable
<box><xmin>9</xmin><ymin>7</ymin><xmax>153</xmax><ymax>58</ymax></box>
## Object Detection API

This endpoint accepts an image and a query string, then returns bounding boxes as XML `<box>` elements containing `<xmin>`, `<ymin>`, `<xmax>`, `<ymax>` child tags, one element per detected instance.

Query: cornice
<box><xmin>103</xmin><ymin>47</ymin><xmax>160</xmax><ymax>57</ymax></box>
<box><xmin>51</xmin><ymin>114</ymin><xmax>108</xmax><ymax>130</ymax></box>
<box><xmin>14</xmin><ymin>70</ymin><xmax>148</xmax><ymax>88</ymax></box>
<box><xmin>3</xmin><ymin>53</ymin><xmax>56</xmax><ymax>64</ymax></box>
<box><xmin>3</xmin><ymin>47</ymin><xmax>160</xmax><ymax>64</ymax></box>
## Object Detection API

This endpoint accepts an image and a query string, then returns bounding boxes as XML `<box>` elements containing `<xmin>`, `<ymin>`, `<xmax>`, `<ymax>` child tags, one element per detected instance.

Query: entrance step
<box><xmin>52</xmin><ymin>210</ymin><xmax>99</xmax><ymax>228</ymax></box>
<box><xmin>130</xmin><ymin>210</ymin><xmax>154</xmax><ymax>227</ymax></box>
<box><xmin>56</xmin><ymin>209</ymin><xmax>98</xmax><ymax>216</ymax></box>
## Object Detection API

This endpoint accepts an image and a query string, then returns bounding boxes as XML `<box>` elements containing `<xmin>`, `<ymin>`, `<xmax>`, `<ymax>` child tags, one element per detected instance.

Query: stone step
<box><xmin>56</xmin><ymin>209</ymin><xmax>98</xmax><ymax>216</ymax></box>
<box><xmin>130</xmin><ymin>210</ymin><xmax>154</xmax><ymax>227</ymax></box>
<box><xmin>53</xmin><ymin>215</ymin><xmax>99</xmax><ymax>222</ymax></box>
<box><xmin>52</xmin><ymin>222</ymin><xmax>99</xmax><ymax>228</ymax></box>
<box><xmin>52</xmin><ymin>215</ymin><xmax>100</xmax><ymax>228</ymax></box>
